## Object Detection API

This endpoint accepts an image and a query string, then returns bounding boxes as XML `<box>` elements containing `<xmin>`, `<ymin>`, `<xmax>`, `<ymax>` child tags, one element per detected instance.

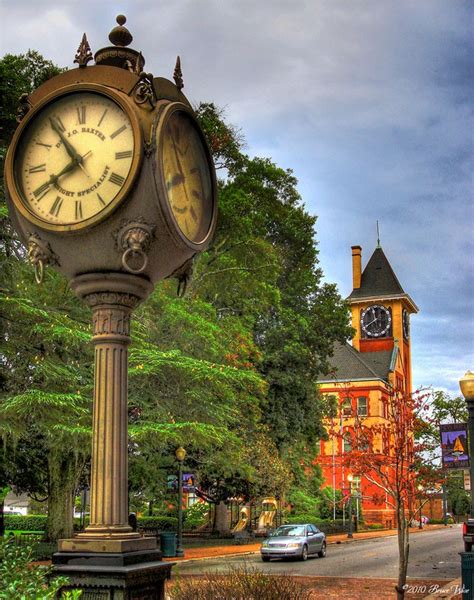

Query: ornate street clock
<box><xmin>4</xmin><ymin>17</ymin><xmax>217</xmax><ymax>285</ymax></box>
<box><xmin>361</xmin><ymin>304</ymin><xmax>392</xmax><ymax>338</ymax></box>
<box><xmin>3</xmin><ymin>15</ymin><xmax>217</xmax><ymax>596</ymax></box>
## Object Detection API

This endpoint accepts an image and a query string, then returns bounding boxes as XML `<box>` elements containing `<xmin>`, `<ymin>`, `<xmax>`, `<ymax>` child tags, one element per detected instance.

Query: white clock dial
<box><xmin>14</xmin><ymin>91</ymin><xmax>136</xmax><ymax>229</ymax></box>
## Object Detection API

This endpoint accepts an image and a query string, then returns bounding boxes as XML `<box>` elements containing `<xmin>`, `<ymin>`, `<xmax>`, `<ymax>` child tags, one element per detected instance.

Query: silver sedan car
<box><xmin>260</xmin><ymin>523</ymin><xmax>327</xmax><ymax>561</ymax></box>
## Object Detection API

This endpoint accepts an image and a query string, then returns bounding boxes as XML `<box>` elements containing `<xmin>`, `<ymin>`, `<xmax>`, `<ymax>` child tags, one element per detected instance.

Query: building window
<box><xmin>343</xmin><ymin>432</ymin><xmax>352</xmax><ymax>453</ymax></box>
<box><xmin>357</xmin><ymin>397</ymin><xmax>368</xmax><ymax>417</ymax></box>
<box><xmin>357</xmin><ymin>434</ymin><xmax>370</xmax><ymax>452</ymax></box>
<box><xmin>342</xmin><ymin>397</ymin><xmax>352</xmax><ymax>417</ymax></box>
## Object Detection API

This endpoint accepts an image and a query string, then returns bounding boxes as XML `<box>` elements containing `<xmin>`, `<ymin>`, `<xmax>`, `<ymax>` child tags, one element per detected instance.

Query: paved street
<box><xmin>175</xmin><ymin>525</ymin><xmax>462</xmax><ymax>581</ymax></box>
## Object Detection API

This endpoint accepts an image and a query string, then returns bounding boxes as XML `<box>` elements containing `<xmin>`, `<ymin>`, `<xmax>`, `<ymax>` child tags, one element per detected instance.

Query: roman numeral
<box><xmin>97</xmin><ymin>109</ymin><xmax>108</xmax><ymax>127</ymax></box>
<box><xmin>54</xmin><ymin>116</ymin><xmax>66</xmax><ymax>132</ymax></box>
<box><xmin>33</xmin><ymin>182</ymin><xmax>50</xmax><ymax>199</ymax></box>
<box><xmin>75</xmin><ymin>200</ymin><xmax>83</xmax><ymax>220</ymax></box>
<box><xmin>35</xmin><ymin>140</ymin><xmax>52</xmax><ymax>150</ymax></box>
<box><xmin>190</xmin><ymin>206</ymin><xmax>198</xmax><ymax>222</ymax></box>
<box><xmin>109</xmin><ymin>172</ymin><xmax>125</xmax><ymax>186</ymax></box>
<box><xmin>192</xmin><ymin>190</ymin><xmax>201</xmax><ymax>199</ymax></box>
<box><xmin>110</xmin><ymin>125</ymin><xmax>126</xmax><ymax>139</ymax></box>
<box><xmin>76</xmin><ymin>105</ymin><xmax>86</xmax><ymax>125</ymax></box>
<box><xmin>49</xmin><ymin>196</ymin><xmax>63</xmax><ymax>217</ymax></box>
<box><xmin>28</xmin><ymin>164</ymin><xmax>46</xmax><ymax>173</ymax></box>
<box><xmin>115</xmin><ymin>150</ymin><xmax>133</xmax><ymax>160</ymax></box>
<box><xmin>97</xmin><ymin>193</ymin><xmax>106</xmax><ymax>206</ymax></box>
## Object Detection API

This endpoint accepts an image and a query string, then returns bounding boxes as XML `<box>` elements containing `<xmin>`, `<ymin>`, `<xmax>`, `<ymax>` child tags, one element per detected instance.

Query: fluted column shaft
<box><xmin>86</xmin><ymin>299</ymin><xmax>133</xmax><ymax>534</ymax></box>
<box><xmin>66</xmin><ymin>274</ymin><xmax>153</xmax><ymax>550</ymax></box>
<box><xmin>76</xmin><ymin>291</ymin><xmax>140</xmax><ymax>539</ymax></box>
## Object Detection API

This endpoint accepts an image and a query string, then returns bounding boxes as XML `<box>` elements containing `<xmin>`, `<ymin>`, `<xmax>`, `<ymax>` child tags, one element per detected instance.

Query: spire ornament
<box><xmin>74</xmin><ymin>33</ymin><xmax>93</xmax><ymax>68</ymax></box>
<box><xmin>94</xmin><ymin>15</ymin><xmax>145</xmax><ymax>71</ymax></box>
<box><xmin>173</xmin><ymin>56</ymin><xmax>184</xmax><ymax>90</ymax></box>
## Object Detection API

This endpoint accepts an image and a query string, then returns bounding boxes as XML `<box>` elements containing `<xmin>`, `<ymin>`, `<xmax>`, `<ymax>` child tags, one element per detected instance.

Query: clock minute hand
<box><xmin>49</xmin><ymin>117</ymin><xmax>82</xmax><ymax>162</ymax></box>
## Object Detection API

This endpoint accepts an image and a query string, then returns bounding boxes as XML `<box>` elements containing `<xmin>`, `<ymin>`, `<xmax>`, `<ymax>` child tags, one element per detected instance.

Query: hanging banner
<box><xmin>440</xmin><ymin>423</ymin><xmax>469</xmax><ymax>469</ymax></box>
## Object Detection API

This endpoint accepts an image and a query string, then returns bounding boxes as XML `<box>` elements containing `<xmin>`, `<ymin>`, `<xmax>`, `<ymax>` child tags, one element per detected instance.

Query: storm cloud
<box><xmin>2</xmin><ymin>0</ymin><xmax>472</xmax><ymax>395</ymax></box>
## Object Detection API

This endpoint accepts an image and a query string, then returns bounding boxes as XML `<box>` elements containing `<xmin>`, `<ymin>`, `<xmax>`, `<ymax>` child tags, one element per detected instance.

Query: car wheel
<box><xmin>300</xmin><ymin>544</ymin><xmax>308</xmax><ymax>561</ymax></box>
<box><xmin>465</xmin><ymin>542</ymin><xmax>473</xmax><ymax>552</ymax></box>
<box><xmin>318</xmin><ymin>541</ymin><xmax>327</xmax><ymax>558</ymax></box>
<box><xmin>261</xmin><ymin>556</ymin><xmax>271</xmax><ymax>562</ymax></box>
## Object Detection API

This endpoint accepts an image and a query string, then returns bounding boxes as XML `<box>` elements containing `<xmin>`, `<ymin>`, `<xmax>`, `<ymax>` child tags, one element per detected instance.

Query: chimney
<box><xmin>351</xmin><ymin>246</ymin><xmax>362</xmax><ymax>289</ymax></box>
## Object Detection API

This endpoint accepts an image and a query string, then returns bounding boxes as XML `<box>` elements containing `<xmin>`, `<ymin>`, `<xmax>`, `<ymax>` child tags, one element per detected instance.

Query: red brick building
<box><xmin>318</xmin><ymin>243</ymin><xmax>418</xmax><ymax>525</ymax></box>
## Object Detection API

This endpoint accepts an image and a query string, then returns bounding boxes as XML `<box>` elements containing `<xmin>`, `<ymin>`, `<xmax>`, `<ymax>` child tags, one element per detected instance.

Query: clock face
<box><xmin>361</xmin><ymin>305</ymin><xmax>392</xmax><ymax>338</ymax></box>
<box><xmin>158</xmin><ymin>108</ymin><xmax>213</xmax><ymax>244</ymax></box>
<box><xmin>12</xmin><ymin>90</ymin><xmax>139</xmax><ymax>230</ymax></box>
<box><xmin>403</xmin><ymin>309</ymin><xmax>410</xmax><ymax>339</ymax></box>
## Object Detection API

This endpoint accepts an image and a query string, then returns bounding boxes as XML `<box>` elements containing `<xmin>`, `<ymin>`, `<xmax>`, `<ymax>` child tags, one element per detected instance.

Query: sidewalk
<box><xmin>163</xmin><ymin>523</ymin><xmax>449</xmax><ymax>563</ymax></box>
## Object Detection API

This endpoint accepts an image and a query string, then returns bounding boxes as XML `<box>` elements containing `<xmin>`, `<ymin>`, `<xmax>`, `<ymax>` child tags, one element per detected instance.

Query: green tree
<box><xmin>193</xmin><ymin>106</ymin><xmax>352</xmax><ymax>449</ymax></box>
<box><xmin>0</xmin><ymin>51</ymin><xmax>93</xmax><ymax>541</ymax></box>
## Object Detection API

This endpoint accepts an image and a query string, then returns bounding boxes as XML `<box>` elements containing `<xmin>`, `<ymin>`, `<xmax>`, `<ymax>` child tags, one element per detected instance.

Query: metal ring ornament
<box><xmin>34</xmin><ymin>259</ymin><xmax>44</xmax><ymax>284</ymax></box>
<box><xmin>122</xmin><ymin>247</ymin><xmax>148</xmax><ymax>274</ymax></box>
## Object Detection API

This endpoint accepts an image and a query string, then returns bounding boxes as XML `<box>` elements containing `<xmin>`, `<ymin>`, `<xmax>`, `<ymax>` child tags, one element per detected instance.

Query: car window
<box><xmin>272</xmin><ymin>525</ymin><xmax>306</xmax><ymax>537</ymax></box>
<box><xmin>310</xmin><ymin>525</ymin><xmax>320</xmax><ymax>533</ymax></box>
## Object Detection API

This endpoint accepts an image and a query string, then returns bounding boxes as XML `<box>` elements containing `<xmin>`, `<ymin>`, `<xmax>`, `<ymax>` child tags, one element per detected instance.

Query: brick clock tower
<box><xmin>349</xmin><ymin>243</ymin><xmax>418</xmax><ymax>395</ymax></box>
<box><xmin>318</xmin><ymin>243</ymin><xmax>418</xmax><ymax>525</ymax></box>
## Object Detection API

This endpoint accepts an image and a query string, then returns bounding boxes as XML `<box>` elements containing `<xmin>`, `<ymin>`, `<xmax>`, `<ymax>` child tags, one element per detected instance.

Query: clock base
<box><xmin>58</xmin><ymin>533</ymin><xmax>158</xmax><ymax>554</ymax></box>
<box><xmin>52</xmin><ymin>549</ymin><xmax>172</xmax><ymax>599</ymax></box>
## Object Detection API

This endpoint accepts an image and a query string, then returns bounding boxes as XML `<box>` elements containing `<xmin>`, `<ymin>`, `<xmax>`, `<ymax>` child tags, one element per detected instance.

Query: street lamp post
<box><xmin>460</xmin><ymin>371</ymin><xmax>474</xmax><ymax>517</ymax></box>
<box><xmin>175</xmin><ymin>446</ymin><xmax>186</xmax><ymax>558</ymax></box>
<box><xmin>417</xmin><ymin>484</ymin><xmax>423</xmax><ymax>529</ymax></box>
<box><xmin>347</xmin><ymin>474</ymin><xmax>354</xmax><ymax>539</ymax></box>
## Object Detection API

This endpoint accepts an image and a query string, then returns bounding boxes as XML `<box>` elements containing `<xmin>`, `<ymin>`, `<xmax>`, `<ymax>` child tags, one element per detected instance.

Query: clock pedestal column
<box><xmin>53</xmin><ymin>273</ymin><xmax>172</xmax><ymax>598</ymax></box>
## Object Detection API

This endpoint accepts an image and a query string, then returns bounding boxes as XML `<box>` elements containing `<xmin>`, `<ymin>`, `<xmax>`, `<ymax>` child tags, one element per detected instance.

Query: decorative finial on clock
<box><xmin>173</xmin><ymin>56</ymin><xmax>184</xmax><ymax>90</ymax></box>
<box><xmin>109</xmin><ymin>15</ymin><xmax>133</xmax><ymax>47</ymax></box>
<box><xmin>74</xmin><ymin>33</ymin><xmax>93</xmax><ymax>68</ymax></box>
<box><xmin>94</xmin><ymin>14</ymin><xmax>145</xmax><ymax>72</ymax></box>
<box><xmin>376</xmin><ymin>220</ymin><xmax>381</xmax><ymax>248</ymax></box>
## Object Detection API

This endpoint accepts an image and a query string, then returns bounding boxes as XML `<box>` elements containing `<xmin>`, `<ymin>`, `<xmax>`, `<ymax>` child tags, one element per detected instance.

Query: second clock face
<box><xmin>403</xmin><ymin>309</ymin><xmax>410</xmax><ymax>339</ymax></box>
<box><xmin>159</xmin><ymin>109</ymin><xmax>213</xmax><ymax>244</ymax></box>
<box><xmin>13</xmin><ymin>91</ymin><xmax>137</xmax><ymax>229</ymax></box>
<box><xmin>361</xmin><ymin>304</ymin><xmax>392</xmax><ymax>338</ymax></box>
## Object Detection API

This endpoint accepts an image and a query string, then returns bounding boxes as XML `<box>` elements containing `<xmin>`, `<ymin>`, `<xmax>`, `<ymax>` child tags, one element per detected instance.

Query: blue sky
<box><xmin>1</xmin><ymin>1</ymin><xmax>473</xmax><ymax>396</ymax></box>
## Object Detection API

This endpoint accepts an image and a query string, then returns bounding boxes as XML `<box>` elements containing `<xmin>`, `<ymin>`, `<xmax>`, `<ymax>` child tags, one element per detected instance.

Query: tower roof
<box><xmin>348</xmin><ymin>246</ymin><xmax>418</xmax><ymax>312</ymax></box>
<box><xmin>318</xmin><ymin>342</ymin><xmax>395</xmax><ymax>383</ymax></box>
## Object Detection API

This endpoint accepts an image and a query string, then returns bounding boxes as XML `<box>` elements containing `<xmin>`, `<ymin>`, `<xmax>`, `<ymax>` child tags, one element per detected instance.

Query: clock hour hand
<box><xmin>34</xmin><ymin>159</ymin><xmax>80</xmax><ymax>197</ymax></box>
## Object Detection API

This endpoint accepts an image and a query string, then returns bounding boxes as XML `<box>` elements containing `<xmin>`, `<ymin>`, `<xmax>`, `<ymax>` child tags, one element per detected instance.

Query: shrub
<box><xmin>365</xmin><ymin>523</ymin><xmax>384</xmax><ymax>530</ymax></box>
<box><xmin>137</xmin><ymin>516</ymin><xmax>178</xmax><ymax>531</ymax></box>
<box><xmin>184</xmin><ymin>503</ymin><xmax>209</xmax><ymax>530</ymax></box>
<box><xmin>0</xmin><ymin>538</ymin><xmax>81</xmax><ymax>599</ymax></box>
<box><xmin>4</xmin><ymin>514</ymin><xmax>47</xmax><ymax>532</ymax></box>
<box><xmin>282</xmin><ymin>515</ymin><xmax>346</xmax><ymax>534</ymax></box>
<box><xmin>170</xmin><ymin>564</ymin><xmax>311</xmax><ymax>599</ymax></box>
<box><xmin>429</xmin><ymin>518</ymin><xmax>454</xmax><ymax>525</ymax></box>
<box><xmin>287</xmin><ymin>490</ymin><xmax>320</xmax><ymax>515</ymax></box>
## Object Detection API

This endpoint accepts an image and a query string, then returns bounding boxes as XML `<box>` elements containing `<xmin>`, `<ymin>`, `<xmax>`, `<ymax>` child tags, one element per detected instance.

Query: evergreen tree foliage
<box><xmin>1</xmin><ymin>54</ymin><xmax>352</xmax><ymax>537</ymax></box>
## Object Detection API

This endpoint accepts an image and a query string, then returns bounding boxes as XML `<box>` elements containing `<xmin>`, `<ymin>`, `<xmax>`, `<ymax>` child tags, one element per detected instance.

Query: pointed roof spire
<box><xmin>348</xmin><ymin>245</ymin><xmax>418</xmax><ymax>312</ymax></box>
<box><xmin>376</xmin><ymin>220</ymin><xmax>381</xmax><ymax>248</ymax></box>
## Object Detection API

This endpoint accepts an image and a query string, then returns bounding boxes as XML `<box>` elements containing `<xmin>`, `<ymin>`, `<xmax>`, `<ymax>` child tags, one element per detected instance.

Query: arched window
<box><xmin>342</xmin><ymin>397</ymin><xmax>352</xmax><ymax>417</ymax></box>
<box><xmin>357</xmin><ymin>396</ymin><xmax>368</xmax><ymax>417</ymax></box>
<box><xmin>343</xmin><ymin>432</ymin><xmax>352</xmax><ymax>453</ymax></box>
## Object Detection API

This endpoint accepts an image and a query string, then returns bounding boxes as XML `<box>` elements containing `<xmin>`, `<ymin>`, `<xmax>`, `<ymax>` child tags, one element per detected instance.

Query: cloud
<box><xmin>1</xmin><ymin>0</ymin><xmax>472</xmax><ymax>394</ymax></box>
